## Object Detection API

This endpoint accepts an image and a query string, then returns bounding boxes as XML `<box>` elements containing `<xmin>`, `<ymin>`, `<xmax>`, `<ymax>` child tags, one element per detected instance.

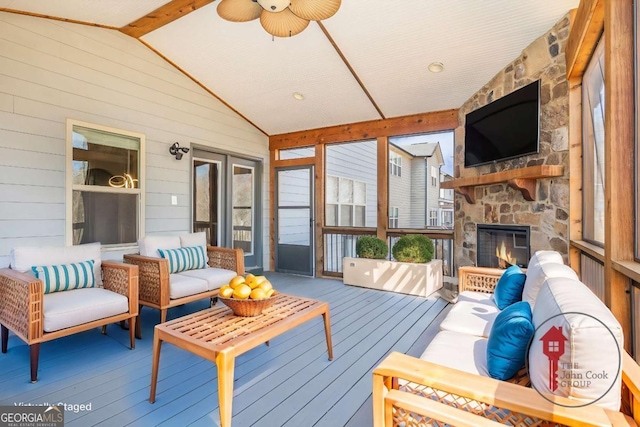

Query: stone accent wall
<box><xmin>454</xmin><ymin>15</ymin><xmax>571</xmax><ymax>267</ymax></box>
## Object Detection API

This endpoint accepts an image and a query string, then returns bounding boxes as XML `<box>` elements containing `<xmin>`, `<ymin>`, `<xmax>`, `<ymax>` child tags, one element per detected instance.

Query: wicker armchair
<box><xmin>124</xmin><ymin>246</ymin><xmax>244</xmax><ymax>336</ymax></box>
<box><xmin>0</xmin><ymin>261</ymin><xmax>139</xmax><ymax>382</ymax></box>
<box><xmin>373</xmin><ymin>351</ymin><xmax>640</xmax><ymax>426</ymax></box>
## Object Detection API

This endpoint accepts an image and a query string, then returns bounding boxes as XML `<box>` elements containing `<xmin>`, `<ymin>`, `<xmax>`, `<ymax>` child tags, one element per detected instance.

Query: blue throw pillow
<box><xmin>31</xmin><ymin>260</ymin><xmax>96</xmax><ymax>294</ymax></box>
<box><xmin>493</xmin><ymin>265</ymin><xmax>526</xmax><ymax>309</ymax></box>
<box><xmin>158</xmin><ymin>246</ymin><xmax>207</xmax><ymax>274</ymax></box>
<box><xmin>486</xmin><ymin>301</ymin><xmax>534</xmax><ymax>380</ymax></box>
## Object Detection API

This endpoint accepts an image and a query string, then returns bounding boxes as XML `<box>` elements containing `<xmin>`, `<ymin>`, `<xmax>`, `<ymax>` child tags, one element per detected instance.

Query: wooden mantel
<box><xmin>441</xmin><ymin>165</ymin><xmax>565</xmax><ymax>203</ymax></box>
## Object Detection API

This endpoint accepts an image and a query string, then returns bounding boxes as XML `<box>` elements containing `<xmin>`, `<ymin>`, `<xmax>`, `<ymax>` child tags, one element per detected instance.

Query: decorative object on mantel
<box><xmin>169</xmin><ymin>142</ymin><xmax>190</xmax><ymax>160</ymax></box>
<box><xmin>440</xmin><ymin>165</ymin><xmax>564</xmax><ymax>203</ymax></box>
<box><xmin>217</xmin><ymin>0</ymin><xmax>341</xmax><ymax>38</ymax></box>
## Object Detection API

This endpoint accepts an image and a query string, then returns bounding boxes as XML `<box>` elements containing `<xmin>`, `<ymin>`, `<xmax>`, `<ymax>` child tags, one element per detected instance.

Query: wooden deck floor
<box><xmin>0</xmin><ymin>273</ymin><xmax>450</xmax><ymax>426</ymax></box>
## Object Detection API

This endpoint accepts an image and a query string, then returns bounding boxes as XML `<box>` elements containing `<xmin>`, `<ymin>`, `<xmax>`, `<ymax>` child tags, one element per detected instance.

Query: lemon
<box><xmin>229</xmin><ymin>275</ymin><xmax>245</xmax><ymax>289</ymax></box>
<box><xmin>266</xmin><ymin>289</ymin><xmax>275</xmax><ymax>298</ymax></box>
<box><xmin>232</xmin><ymin>284</ymin><xmax>251</xmax><ymax>299</ymax></box>
<box><xmin>250</xmin><ymin>288</ymin><xmax>267</xmax><ymax>300</ymax></box>
<box><xmin>254</xmin><ymin>276</ymin><xmax>267</xmax><ymax>285</ymax></box>
<box><xmin>245</xmin><ymin>275</ymin><xmax>260</xmax><ymax>289</ymax></box>
<box><xmin>258</xmin><ymin>280</ymin><xmax>273</xmax><ymax>292</ymax></box>
<box><xmin>245</xmin><ymin>273</ymin><xmax>256</xmax><ymax>283</ymax></box>
<box><xmin>219</xmin><ymin>285</ymin><xmax>233</xmax><ymax>298</ymax></box>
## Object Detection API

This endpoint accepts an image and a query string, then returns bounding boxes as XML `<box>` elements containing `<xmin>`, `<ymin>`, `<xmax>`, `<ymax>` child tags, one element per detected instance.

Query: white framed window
<box><xmin>326</xmin><ymin>175</ymin><xmax>366</xmax><ymax>227</ymax></box>
<box><xmin>389</xmin><ymin>152</ymin><xmax>402</xmax><ymax>177</ymax></box>
<box><xmin>441</xmin><ymin>210</ymin><xmax>453</xmax><ymax>228</ymax></box>
<box><xmin>431</xmin><ymin>166</ymin><xmax>438</xmax><ymax>186</ymax></box>
<box><xmin>429</xmin><ymin>209</ymin><xmax>438</xmax><ymax>227</ymax></box>
<box><xmin>389</xmin><ymin>207</ymin><xmax>399</xmax><ymax>228</ymax></box>
<box><xmin>66</xmin><ymin>120</ymin><xmax>145</xmax><ymax>247</ymax></box>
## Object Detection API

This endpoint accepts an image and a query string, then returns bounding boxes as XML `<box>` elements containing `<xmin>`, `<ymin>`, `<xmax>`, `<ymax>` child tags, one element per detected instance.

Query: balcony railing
<box><xmin>322</xmin><ymin>227</ymin><xmax>455</xmax><ymax>277</ymax></box>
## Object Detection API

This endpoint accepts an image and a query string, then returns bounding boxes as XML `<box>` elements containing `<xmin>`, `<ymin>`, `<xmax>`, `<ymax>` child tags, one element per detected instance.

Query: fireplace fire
<box><xmin>477</xmin><ymin>224</ymin><xmax>530</xmax><ymax>269</ymax></box>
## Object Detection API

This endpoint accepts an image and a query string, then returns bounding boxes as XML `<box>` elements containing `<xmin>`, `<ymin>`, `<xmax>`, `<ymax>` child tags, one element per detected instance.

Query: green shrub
<box><xmin>355</xmin><ymin>236</ymin><xmax>388</xmax><ymax>259</ymax></box>
<box><xmin>392</xmin><ymin>235</ymin><xmax>434</xmax><ymax>263</ymax></box>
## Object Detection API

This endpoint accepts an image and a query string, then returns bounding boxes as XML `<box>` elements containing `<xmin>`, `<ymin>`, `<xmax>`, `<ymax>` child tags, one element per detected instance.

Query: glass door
<box><xmin>193</xmin><ymin>159</ymin><xmax>221</xmax><ymax>246</ymax></box>
<box><xmin>276</xmin><ymin>166</ymin><xmax>314</xmax><ymax>276</ymax></box>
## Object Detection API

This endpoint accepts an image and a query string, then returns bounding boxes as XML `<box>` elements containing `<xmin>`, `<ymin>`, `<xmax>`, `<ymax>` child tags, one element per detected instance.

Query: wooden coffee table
<box><xmin>149</xmin><ymin>293</ymin><xmax>333</xmax><ymax>427</ymax></box>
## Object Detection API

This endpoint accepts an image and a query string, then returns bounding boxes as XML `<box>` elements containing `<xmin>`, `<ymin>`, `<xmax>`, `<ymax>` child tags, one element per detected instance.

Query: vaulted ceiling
<box><xmin>0</xmin><ymin>0</ymin><xmax>579</xmax><ymax>135</ymax></box>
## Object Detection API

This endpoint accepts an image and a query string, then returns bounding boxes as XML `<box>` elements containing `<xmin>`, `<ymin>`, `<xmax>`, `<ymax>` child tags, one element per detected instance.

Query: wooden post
<box><xmin>315</xmin><ymin>144</ymin><xmax>326</xmax><ymax>277</ymax></box>
<box><xmin>377</xmin><ymin>137</ymin><xmax>389</xmax><ymax>241</ymax></box>
<box><xmin>604</xmin><ymin>0</ymin><xmax>634</xmax><ymax>351</ymax></box>
<box><xmin>269</xmin><ymin>149</ymin><xmax>276</xmax><ymax>271</ymax></box>
<box><xmin>568</xmin><ymin>76</ymin><xmax>583</xmax><ymax>273</ymax></box>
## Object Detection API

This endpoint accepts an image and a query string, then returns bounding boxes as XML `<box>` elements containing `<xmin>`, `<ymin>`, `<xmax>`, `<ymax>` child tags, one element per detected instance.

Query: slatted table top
<box><xmin>154</xmin><ymin>293</ymin><xmax>329</xmax><ymax>355</ymax></box>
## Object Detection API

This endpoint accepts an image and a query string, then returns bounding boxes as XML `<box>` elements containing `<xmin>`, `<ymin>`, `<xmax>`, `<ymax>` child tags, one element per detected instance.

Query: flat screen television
<box><xmin>464</xmin><ymin>79</ymin><xmax>540</xmax><ymax>167</ymax></box>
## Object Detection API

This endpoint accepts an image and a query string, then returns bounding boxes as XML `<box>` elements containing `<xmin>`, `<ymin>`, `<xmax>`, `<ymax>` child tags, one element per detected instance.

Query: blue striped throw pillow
<box><xmin>31</xmin><ymin>260</ymin><xmax>96</xmax><ymax>294</ymax></box>
<box><xmin>158</xmin><ymin>246</ymin><xmax>207</xmax><ymax>274</ymax></box>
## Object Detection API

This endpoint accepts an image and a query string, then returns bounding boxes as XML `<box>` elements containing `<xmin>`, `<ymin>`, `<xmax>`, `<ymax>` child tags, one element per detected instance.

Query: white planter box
<box><xmin>342</xmin><ymin>257</ymin><xmax>443</xmax><ymax>298</ymax></box>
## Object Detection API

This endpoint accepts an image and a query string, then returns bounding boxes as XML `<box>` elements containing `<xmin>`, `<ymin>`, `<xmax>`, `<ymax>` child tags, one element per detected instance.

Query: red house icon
<box><xmin>540</xmin><ymin>326</ymin><xmax>568</xmax><ymax>391</ymax></box>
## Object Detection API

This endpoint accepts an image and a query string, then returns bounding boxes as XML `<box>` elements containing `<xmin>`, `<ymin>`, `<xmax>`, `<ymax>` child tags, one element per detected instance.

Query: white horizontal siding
<box><xmin>0</xmin><ymin>12</ymin><xmax>269</xmax><ymax>268</ymax></box>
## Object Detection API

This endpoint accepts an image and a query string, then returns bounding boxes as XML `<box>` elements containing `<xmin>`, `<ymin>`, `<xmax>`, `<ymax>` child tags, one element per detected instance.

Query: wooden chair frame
<box><xmin>0</xmin><ymin>261</ymin><xmax>139</xmax><ymax>382</ymax></box>
<box><xmin>123</xmin><ymin>246</ymin><xmax>244</xmax><ymax>337</ymax></box>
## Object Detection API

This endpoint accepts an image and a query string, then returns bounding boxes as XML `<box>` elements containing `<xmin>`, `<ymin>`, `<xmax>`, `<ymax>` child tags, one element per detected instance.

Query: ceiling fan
<box><xmin>217</xmin><ymin>0</ymin><xmax>341</xmax><ymax>37</ymax></box>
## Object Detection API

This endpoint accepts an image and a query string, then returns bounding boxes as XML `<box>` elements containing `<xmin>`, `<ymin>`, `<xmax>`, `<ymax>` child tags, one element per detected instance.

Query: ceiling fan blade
<box><xmin>260</xmin><ymin>8</ymin><xmax>309</xmax><ymax>37</ymax></box>
<box><xmin>289</xmin><ymin>0</ymin><xmax>341</xmax><ymax>21</ymax></box>
<box><xmin>217</xmin><ymin>0</ymin><xmax>262</xmax><ymax>22</ymax></box>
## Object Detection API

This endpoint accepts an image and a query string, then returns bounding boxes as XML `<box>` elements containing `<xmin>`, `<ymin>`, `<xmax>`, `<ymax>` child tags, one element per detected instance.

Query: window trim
<box><xmin>326</xmin><ymin>175</ymin><xmax>367</xmax><ymax>227</ymax></box>
<box><xmin>65</xmin><ymin>119</ymin><xmax>145</xmax><ymax>248</ymax></box>
<box><xmin>389</xmin><ymin>152</ymin><xmax>402</xmax><ymax>177</ymax></box>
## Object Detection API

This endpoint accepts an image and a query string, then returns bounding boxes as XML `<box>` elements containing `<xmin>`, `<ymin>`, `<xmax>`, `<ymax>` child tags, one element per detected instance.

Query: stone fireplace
<box><xmin>453</xmin><ymin>14</ymin><xmax>571</xmax><ymax>268</ymax></box>
<box><xmin>477</xmin><ymin>224</ymin><xmax>530</xmax><ymax>269</ymax></box>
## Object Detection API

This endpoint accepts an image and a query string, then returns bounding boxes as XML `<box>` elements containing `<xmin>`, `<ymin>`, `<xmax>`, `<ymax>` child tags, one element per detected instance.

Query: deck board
<box><xmin>0</xmin><ymin>273</ymin><xmax>449</xmax><ymax>426</ymax></box>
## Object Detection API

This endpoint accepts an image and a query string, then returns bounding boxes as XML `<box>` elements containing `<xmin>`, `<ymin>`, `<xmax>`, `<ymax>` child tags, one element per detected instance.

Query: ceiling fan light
<box><xmin>217</xmin><ymin>0</ymin><xmax>262</xmax><ymax>22</ymax></box>
<box><xmin>257</xmin><ymin>0</ymin><xmax>290</xmax><ymax>13</ymax></box>
<box><xmin>289</xmin><ymin>0</ymin><xmax>341</xmax><ymax>21</ymax></box>
<box><xmin>260</xmin><ymin>8</ymin><xmax>309</xmax><ymax>37</ymax></box>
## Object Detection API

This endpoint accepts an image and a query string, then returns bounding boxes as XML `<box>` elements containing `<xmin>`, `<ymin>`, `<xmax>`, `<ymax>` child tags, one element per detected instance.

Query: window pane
<box><xmin>326</xmin><ymin>204</ymin><xmax>337</xmax><ymax>226</ymax></box>
<box><xmin>339</xmin><ymin>205</ymin><xmax>352</xmax><ymax>226</ymax></box>
<box><xmin>195</xmin><ymin>162</ymin><xmax>211</xmax><ymax>222</ymax></box>
<box><xmin>354</xmin><ymin>181</ymin><xmax>366</xmax><ymax>205</ymax></box>
<box><xmin>582</xmin><ymin>37</ymin><xmax>605</xmax><ymax>245</ymax></box>
<box><xmin>73</xmin><ymin>191</ymin><xmax>137</xmax><ymax>245</ymax></box>
<box><xmin>354</xmin><ymin>206</ymin><xmax>365</xmax><ymax>227</ymax></box>
<box><xmin>72</xmin><ymin>126</ymin><xmax>140</xmax><ymax>188</ymax></box>
<box><xmin>339</xmin><ymin>178</ymin><xmax>353</xmax><ymax>204</ymax></box>
<box><xmin>232</xmin><ymin>165</ymin><xmax>253</xmax><ymax>255</ymax></box>
<box><xmin>279</xmin><ymin>147</ymin><xmax>315</xmax><ymax>160</ymax></box>
<box><xmin>326</xmin><ymin>141</ymin><xmax>377</xmax><ymax>227</ymax></box>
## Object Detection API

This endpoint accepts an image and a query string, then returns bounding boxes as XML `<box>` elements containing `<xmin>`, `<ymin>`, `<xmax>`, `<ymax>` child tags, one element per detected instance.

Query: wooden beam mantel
<box><xmin>441</xmin><ymin>165</ymin><xmax>564</xmax><ymax>203</ymax></box>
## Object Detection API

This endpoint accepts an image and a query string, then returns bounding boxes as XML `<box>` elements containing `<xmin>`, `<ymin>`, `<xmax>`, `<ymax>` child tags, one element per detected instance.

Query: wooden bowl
<box><xmin>219</xmin><ymin>294</ymin><xmax>277</xmax><ymax>317</ymax></box>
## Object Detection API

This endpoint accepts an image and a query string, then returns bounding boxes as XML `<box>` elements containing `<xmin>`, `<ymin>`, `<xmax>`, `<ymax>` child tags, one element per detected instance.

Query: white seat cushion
<box><xmin>529</xmin><ymin>277</ymin><xmax>623</xmax><ymax>411</ymax></box>
<box><xmin>43</xmin><ymin>288</ymin><xmax>128</xmax><ymax>332</ymax></box>
<box><xmin>439</xmin><ymin>300</ymin><xmax>500</xmax><ymax>337</ymax></box>
<box><xmin>169</xmin><ymin>273</ymin><xmax>208</xmax><ymax>299</ymax></box>
<box><xmin>11</xmin><ymin>242</ymin><xmax>103</xmax><ymax>285</ymax></box>
<box><xmin>522</xmin><ymin>251</ymin><xmax>577</xmax><ymax>308</ymax></box>
<box><xmin>457</xmin><ymin>290</ymin><xmax>496</xmax><ymax>305</ymax></box>
<box><xmin>177</xmin><ymin>267</ymin><xmax>237</xmax><ymax>291</ymax></box>
<box><xmin>139</xmin><ymin>235</ymin><xmax>181</xmax><ymax>258</ymax></box>
<box><xmin>420</xmin><ymin>330</ymin><xmax>489</xmax><ymax>377</ymax></box>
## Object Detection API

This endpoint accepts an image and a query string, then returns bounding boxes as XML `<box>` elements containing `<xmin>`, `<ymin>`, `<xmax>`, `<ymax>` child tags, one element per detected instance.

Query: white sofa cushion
<box><xmin>168</xmin><ymin>273</ymin><xmax>208</xmax><ymax>299</ymax></box>
<box><xmin>529</xmin><ymin>277</ymin><xmax>624</xmax><ymax>411</ymax></box>
<box><xmin>43</xmin><ymin>288</ymin><xmax>128</xmax><ymax>332</ymax></box>
<box><xmin>180</xmin><ymin>232</ymin><xmax>207</xmax><ymax>249</ymax></box>
<box><xmin>11</xmin><ymin>242</ymin><xmax>103</xmax><ymax>285</ymax></box>
<box><xmin>522</xmin><ymin>251</ymin><xmax>577</xmax><ymax>308</ymax></box>
<box><xmin>439</xmin><ymin>300</ymin><xmax>499</xmax><ymax>338</ymax></box>
<box><xmin>139</xmin><ymin>235</ymin><xmax>181</xmax><ymax>258</ymax></box>
<box><xmin>178</xmin><ymin>267</ymin><xmax>237</xmax><ymax>291</ymax></box>
<box><xmin>420</xmin><ymin>330</ymin><xmax>489</xmax><ymax>377</ymax></box>
<box><xmin>457</xmin><ymin>291</ymin><xmax>497</xmax><ymax>306</ymax></box>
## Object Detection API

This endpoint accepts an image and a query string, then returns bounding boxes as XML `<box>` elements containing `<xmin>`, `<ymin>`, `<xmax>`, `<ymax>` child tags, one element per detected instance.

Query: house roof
<box><xmin>0</xmin><ymin>0</ymin><xmax>579</xmax><ymax>136</ymax></box>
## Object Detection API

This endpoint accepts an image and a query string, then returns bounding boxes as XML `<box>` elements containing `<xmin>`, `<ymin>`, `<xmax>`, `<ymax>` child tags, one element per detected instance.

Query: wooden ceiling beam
<box><xmin>120</xmin><ymin>0</ymin><xmax>216</xmax><ymax>38</ymax></box>
<box><xmin>566</xmin><ymin>0</ymin><xmax>604</xmax><ymax>78</ymax></box>
<box><xmin>0</xmin><ymin>8</ymin><xmax>119</xmax><ymax>30</ymax></box>
<box><xmin>269</xmin><ymin>108</ymin><xmax>459</xmax><ymax>150</ymax></box>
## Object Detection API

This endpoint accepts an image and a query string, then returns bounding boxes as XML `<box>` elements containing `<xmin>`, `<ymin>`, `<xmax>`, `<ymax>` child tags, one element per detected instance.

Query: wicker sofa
<box><xmin>123</xmin><ymin>232</ymin><xmax>244</xmax><ymax>337</ymax></box>
<box><xmin>373</xmin><ymin>251</ymin><xmax>640</xmax><ymax>426</ymax></box>
<box><xmin>0</xmin><ymin>243</ymin><xmax>139</xmax><ymax>382</ymax></box>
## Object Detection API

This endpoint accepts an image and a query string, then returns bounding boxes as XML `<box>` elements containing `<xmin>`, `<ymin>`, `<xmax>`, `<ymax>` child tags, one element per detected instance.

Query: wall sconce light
<box><xmin>169</xmin><ymin>142</ymin><xmax>190</xmax><ymax>160</ymax></box>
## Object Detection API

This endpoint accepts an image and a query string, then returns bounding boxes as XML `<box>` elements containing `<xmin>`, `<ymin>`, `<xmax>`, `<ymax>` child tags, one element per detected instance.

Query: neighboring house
<box><xmin>388</xmin><ymin>142</ymin><xmax>445</xmax><ymax>229</ymax></box>
<box><xmin>439</xmin><ymin>172</ymin><xmax>455</xmax><ymax>229</ymax></box>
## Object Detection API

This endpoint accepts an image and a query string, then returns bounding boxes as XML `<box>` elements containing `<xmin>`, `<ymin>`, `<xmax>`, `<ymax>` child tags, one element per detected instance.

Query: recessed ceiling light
<box><xmin>428</xmin><ymin>62</ymin><xmax>444</xmax><ymax>73</ymax></box>
<box><xmin>293</xmin><ymin>92</ymin><xmax>305</xmax><ymax>101</ymax></box>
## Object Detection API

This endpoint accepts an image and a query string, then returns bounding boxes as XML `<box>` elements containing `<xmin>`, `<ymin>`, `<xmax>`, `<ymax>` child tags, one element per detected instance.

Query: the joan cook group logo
<box><xmin>530</xmin><ymin>312</ymin><xmax>622</xmax><ymax>408</ymax></box>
